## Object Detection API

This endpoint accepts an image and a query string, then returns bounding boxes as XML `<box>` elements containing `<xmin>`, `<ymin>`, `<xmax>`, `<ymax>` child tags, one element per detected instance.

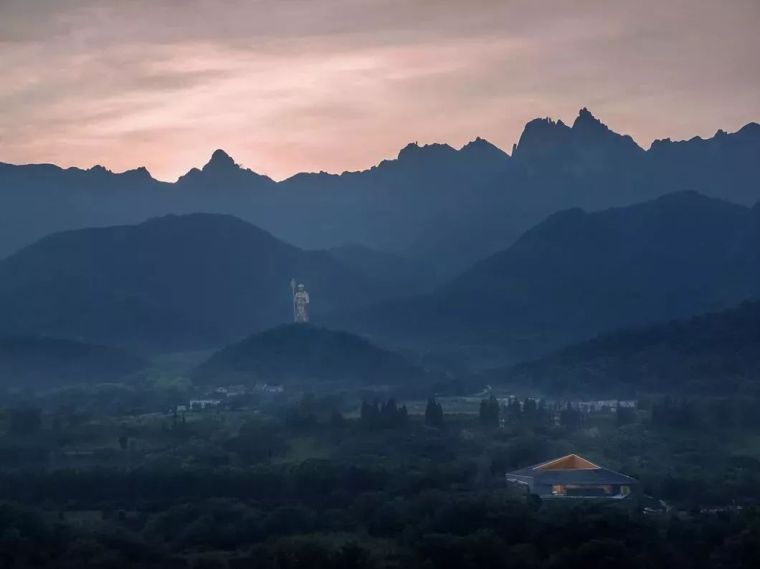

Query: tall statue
<box><xmin>290</xmin><ymin>279</ymin><xmax>310</xmax><ymax>323</ymax></box>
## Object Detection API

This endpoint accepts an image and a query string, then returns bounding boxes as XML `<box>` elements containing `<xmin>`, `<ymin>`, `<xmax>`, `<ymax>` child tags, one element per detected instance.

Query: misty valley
<box><xmin>1</xmin><ymin>108</ymin><xmax>760</xmax><ymax>568</ymax></box>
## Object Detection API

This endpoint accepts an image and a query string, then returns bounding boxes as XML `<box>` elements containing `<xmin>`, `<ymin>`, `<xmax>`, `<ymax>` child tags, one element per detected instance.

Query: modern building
<box><xmin>506</xmin><ymin>454</ymin><xmax>638</xmax><ymax>498</ymax></box>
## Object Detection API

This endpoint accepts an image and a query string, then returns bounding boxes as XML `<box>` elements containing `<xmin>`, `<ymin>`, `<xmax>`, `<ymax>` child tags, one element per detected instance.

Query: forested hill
<box><xmin>194</xmin><ymin>324</ymin><xmax>429</xmax><ymax>386</ymax></box>
<box><xmin>506</xmin><ymin>299</ymin><xmax>760</xmax><ymax>396</ymax></box>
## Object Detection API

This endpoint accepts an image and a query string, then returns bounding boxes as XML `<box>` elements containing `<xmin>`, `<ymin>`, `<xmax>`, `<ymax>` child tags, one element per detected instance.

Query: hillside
<box><xmin>505</xmin><ymin>300</ymin><xmax>760</xmax><ymax>397</ymax></box>
<box><xmin>330</xmin><ymin>191</ymin><xmax>760</xmax><ymax>361</ymax></box>
<box><xmin>0</xmin><ymin>214</ymin><xmax>376</xmax><ymax>353</ymax></box>
<box><xmin>193</xmin><ymin>324</ymin><xmax>428</xmax><ymax>385</ymax></box>
<box><xmin>0</xmin><ymin>336</ymin><xmax>146</xmax><ymax>388</ymax></box>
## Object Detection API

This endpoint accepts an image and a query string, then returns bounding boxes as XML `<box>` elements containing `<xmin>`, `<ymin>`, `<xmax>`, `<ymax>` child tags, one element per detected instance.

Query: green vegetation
<box><xmin>510</xmin><ymin>300</ymin><xmax>760</xmax><ymax>396</ymax></box>
<box><xmin>1</xmin><ymin>386</ymin><xmax>759</xmax><ymax>568</ymax></box>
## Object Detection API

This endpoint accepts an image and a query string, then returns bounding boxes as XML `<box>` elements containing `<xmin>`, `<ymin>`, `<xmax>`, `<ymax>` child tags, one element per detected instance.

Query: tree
<box><xmin>360</xmin><ymin>400</ymin><xmax>380</xmax><ymax>428</ymax></box>
<box><xmin>425</xmin><ymin>398</ymin><xmax>445</xmax><ymax>428</ymax></box>
<box><xmin>381</xmin><ymin>399</ymin><xmax>399</xmax><ymax>427</ymax></box>
<box><xmin>361</xmin><ymin>400</ymin><xmax>406</xmax><ymax>429</ymax></box>
<box><xmin>559</xmin><ymin>404</ymin><xmax>582</xmax><ymax>430</ymax></box>
<box><xmin>479</xmin><ymin>396</ymin><xmax>500</xmax><ymax>429</ymax></box>
<box><xmin>504</xmin><ymin>398</ymin><xmax>521</xmax><ymax>425</ymax></box>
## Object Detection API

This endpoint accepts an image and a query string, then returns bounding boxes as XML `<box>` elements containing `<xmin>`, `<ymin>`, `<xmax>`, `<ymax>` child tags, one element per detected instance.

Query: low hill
<box><xmin>0</xmin><ymin>214</ymin><xmax>375</xmax><ymax>353</ymax></box>
<box><xmin>505</xmin><ymin>300</ymin><xmax>760</xmax><ymax>396</ymax></box>
<box><xmin>0</xmin><ymin>336</ymin><xmax>146</xmax><ymax>388</ymax></box>
<box><xmin>194</xmin><ymin>324</ymin><xmax>428</xmax><ymax>386</ymax></box>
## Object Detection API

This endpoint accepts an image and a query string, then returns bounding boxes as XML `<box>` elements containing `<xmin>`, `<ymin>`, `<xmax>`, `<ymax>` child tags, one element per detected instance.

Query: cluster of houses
<box><xmin>503</xmin><ymin>395</ymin><xmax>637</xmax><ymax>413</ymax></box>
<box><xmin>172</xmin><ymin>383</ymin><xmax>285</xmax><ymax>413</ymax></box>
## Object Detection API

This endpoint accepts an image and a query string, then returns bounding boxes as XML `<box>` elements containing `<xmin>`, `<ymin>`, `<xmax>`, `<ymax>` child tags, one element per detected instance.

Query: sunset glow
<box><xmin>1</xmin><ymin>0</ymin><xmax>759</xmax><ymax>180</ymax></box>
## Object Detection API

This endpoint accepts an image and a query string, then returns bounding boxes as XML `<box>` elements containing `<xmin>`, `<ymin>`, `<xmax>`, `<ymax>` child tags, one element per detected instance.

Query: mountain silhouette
<box><xmin>513</xmin><ymin>108</ymin><xmax>644</xmax><ymax>167</ymax></box>
<box><xmin>176</xmin><ymin>149</ymin><xmax>276</xmax><ymax>190</ymax></box>
<box><xmin>1</xmin><ymin>108</ymin><xmax>759</xmax><ymax>276</ymax></box>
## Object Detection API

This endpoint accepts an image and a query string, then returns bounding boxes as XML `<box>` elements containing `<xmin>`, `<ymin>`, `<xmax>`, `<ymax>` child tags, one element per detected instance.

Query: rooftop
<box><xmin>507</xmin><ymin>454</ymin><xmax>638</xmax><ymax>486</ymax></box>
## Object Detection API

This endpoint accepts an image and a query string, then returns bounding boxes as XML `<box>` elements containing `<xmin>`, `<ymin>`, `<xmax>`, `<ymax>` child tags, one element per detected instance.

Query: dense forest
<box><xmin>1</xmin><ymin>385</ymin><xmax>759</xmax><ymax>568</ymax></box>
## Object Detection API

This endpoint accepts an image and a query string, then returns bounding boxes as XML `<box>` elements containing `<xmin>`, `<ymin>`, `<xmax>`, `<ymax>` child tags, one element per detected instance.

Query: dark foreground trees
<box><xmin>1</xmin><ymin>494</ymin><xmax>759</xmax><ymax>569</ymax></box>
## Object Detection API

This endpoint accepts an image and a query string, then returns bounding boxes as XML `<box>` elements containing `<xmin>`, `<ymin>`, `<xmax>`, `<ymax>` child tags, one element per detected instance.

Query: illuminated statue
<box><xmin>290</xmin><ymin>279</ymin><xmax>310</xmax><ymax>323</ymax></box>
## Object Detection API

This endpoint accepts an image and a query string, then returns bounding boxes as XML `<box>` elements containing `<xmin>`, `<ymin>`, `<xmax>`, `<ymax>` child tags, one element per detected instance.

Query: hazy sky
<box><xmin>1</xmin><ymin>0</ymin><xmax>758</xmax><ymax>181</ymax></box>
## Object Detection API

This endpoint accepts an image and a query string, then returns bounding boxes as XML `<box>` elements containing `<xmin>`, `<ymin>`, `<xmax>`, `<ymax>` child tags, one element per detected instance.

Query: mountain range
<box><xmin>2</xmin><ymin>108</ymin><xmax>758</xmax><ymax>277</ymax></box>
<box><xmin>328</xmin><ymin>191</ymin><xmax>760</xmax><ymax>363</ymax></box>
<box><xmin>1</xmin><ymin>190</ymin><xmax>758</xmax><ymax>366</ymax></box>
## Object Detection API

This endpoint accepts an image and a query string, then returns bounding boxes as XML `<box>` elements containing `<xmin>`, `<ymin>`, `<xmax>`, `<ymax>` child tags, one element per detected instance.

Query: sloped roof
<box><xmin>507</xmin><ymin>454</ymin><xmax>637</xmax><ymax>485</ymax></box>
<box><xmin>533</xmin><ymin>454</ymin><xmax>599</xmax><ymax>471</ymax></box>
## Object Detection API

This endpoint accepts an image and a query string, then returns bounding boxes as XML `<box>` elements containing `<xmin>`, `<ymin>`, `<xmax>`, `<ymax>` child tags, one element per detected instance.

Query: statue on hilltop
<box><xmin>290</xmin><ymin>279</ymin><xmax>310</xmax><ymax>323</ymax></box>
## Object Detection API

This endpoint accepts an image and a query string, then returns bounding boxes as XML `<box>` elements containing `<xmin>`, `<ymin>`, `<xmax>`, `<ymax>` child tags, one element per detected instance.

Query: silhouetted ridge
<box><xmin>394</xmin><ymin>142</ymin><xmax>458</xmax><ymax>162</ymax></box>
<box><xmin>0</xmin><ymin>106</ymin><xmax>758</xmax><ymax>272</ymax></box>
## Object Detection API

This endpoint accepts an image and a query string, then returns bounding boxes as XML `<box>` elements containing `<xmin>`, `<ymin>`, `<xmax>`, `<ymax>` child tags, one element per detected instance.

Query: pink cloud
<box><xmin>0</xmin><ymin>0</ymin><xmax>758</xmax><ymax>180</ymax></box>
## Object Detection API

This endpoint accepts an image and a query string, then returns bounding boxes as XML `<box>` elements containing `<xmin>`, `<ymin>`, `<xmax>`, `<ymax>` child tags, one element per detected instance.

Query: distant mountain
<box><xmin>0</xmin><ymin>336</ymin><xmax>145</xmax><ymax>388</ymax></box>
<box><xmin>176</xmin><ymin>149</ymin><xmax>276</xmax><ymax>190</ymax></box>
<box><xmin>0</xmin><ymin>108</ymin><xmax>758</xmax><ymax>275</ymax></box>
<box><xmin>0</xmin><ymin>214</ymin><xmax>377</xmax><ymax>353</ymax></box>
<box><xmin>647</xmin><ymin>123</ymin><xmax>760</xmax><ymax>205</ymax></box>
<box><xmin>513</xmin><ymin>107</ymin><xmax>644</xmax><ymax>172</ymax></box>
<box><xmin>193</xmin><ymin>324</ymin><xmax>428</xmax><ymax>385</ymax></box>
<box><xmin>505</xmin><ymin>299</ymin><xmax>760</xmax><ymax>396</ymax></box>
<box><xmin>509</xmin><ymin>109</ymin><xmax>760</xmax><ymax>205</ymax></box>
<box><xmin>329</xmin><ymin>191</ymin><xmax>760</xmax><ymax>362</ymax></box>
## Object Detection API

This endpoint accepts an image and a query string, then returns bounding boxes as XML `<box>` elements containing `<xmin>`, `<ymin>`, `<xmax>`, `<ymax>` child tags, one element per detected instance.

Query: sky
<box><xmin>0</xmin><ymin>0</ymin><xmax>758</xmax><ymax>181</ymax></box>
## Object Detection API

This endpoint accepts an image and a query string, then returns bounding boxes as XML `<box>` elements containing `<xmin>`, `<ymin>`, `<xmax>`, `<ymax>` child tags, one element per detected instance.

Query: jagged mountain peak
<box><xmin>572</xmin><ymin>107</ymin><xmax>606</xmax><ymax>131</ymax></box>
<box><xmin>123</xmin><ymin>165</ymin><xmax>152</xmax><ymax>179</ymax></box>
<box><xmin>513</xmin><ymin>107</ymin><xmax>643</xmax><ymax>161</ymax></box>
<box><xmin>204</xmin><ymin>148</ymin><xmax>237</xmax><ymax>170</ymax></box>
<box><xmin>396</xmin><ymin>141</ymin><xmax>457</xmax><ymax>160</ymax></box>
<box><xmin>460</xmin><ymin>137</ymin><xmax>509</xmax><ymax>156</ymax></box>
<box><xmin>176</xmin><ymin>148</ymin><xmax>275</xmax><ymax>188</ymax></box>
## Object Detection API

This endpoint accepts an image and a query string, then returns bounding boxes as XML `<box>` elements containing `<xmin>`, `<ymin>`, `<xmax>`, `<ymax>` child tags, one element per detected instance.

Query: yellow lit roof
<box><xmin>532</xmin><ymin>454</ymin><xmax>600</xmax><ymax>471</ymax></box>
